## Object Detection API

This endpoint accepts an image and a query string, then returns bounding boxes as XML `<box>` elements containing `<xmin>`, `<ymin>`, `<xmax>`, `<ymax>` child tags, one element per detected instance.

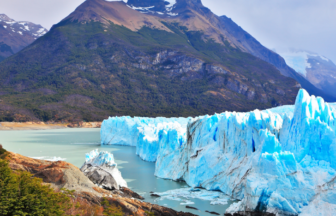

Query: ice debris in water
<box><xmin>101</xmin><ymin>89</ymin><xmax>336</xmax><ymax>215</ymax></box>
<box><xmin>153</xmin><ymin>188</ymin><xmax>230</xmax><ymax>206</ymax></box>
<box><xmin>85</xmin><ymin>149</ymin><xmax>117</xmax><ymax>167</ymax></box>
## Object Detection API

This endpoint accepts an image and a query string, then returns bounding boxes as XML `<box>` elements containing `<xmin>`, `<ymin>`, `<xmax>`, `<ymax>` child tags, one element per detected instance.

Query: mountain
<box><xmin>122</xmin><ymin>0</ymin><xmax>334</xmax><ymax>101</ymax></box>
<box><xmin>218</xmin><ymin>16</ymin><xmax>335</xmax><ymax>101</ymax></box>
<box><xmin>280</xmin><ymin>51</ymin><xmax>336</xmax><ymax>98</ymax></box>
<box><xmin>0</xmin><ymin>0</ymin><xmax>316</xmax><ymax>122</ymax></box>
<box><xmin>0</xmin><ymin>14</ymin><xmax>47</xmax><ymax>62</ymax></box>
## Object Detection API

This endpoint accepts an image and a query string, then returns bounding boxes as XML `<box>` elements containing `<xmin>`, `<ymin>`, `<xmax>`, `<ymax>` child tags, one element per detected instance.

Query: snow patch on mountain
<box><xmin>127</xmin><ymin>5</ymin><xmax>154</xmax><ymax>11</ymax></box>
<box><xmin>165</xmin><ymin>0</ymin><xmax>176</xmax><ymax>11</ymax></box>
<box><xmin>125</xmin><ymin>0</ymin><xmax>178</xmax><ymax>16</ymax></box>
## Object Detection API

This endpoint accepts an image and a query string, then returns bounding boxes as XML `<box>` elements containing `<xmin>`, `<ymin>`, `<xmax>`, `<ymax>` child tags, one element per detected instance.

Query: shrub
<box><xmin>0</xmin><ymin>159</ymin><xmax>70</xmax><ymax>215</ymax></box>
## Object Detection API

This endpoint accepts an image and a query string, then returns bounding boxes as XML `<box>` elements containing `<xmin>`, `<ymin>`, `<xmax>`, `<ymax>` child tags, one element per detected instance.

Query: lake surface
<box><xmin>0</xmin><ymin>128</ymin><xmax>234</xmax><ymax>215</ymax></box>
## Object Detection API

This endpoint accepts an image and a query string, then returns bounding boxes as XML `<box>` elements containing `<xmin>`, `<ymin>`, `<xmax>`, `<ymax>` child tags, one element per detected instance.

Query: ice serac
<box><xmin>80</xmin><ymin>149</ymin><xmax>127</xmax><ymax>190</ymax></box>
<box><xmin>100</xmin><ymin>89</ymin><xmax>336</xmax><ymax>216</ymax></box>
<box><xmin>101</xmin><ymin>116</ymin><xmax>190</xmax><ymax>162</ymax></box>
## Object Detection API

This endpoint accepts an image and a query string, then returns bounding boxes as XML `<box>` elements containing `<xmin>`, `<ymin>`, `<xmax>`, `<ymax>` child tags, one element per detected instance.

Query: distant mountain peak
<box><xmin>0</xmin><ymin>14</ymin><xmax>47</xmax><ymax>38</ymax></box>
<box><xmin>280</xmin><ymin>51</ymin><xmax>332</xmax><ymax>77</ymax></box>
<box><xmin>0</xmin><ymin>14</ymin><xmax>48</xmax><ymax>61</ymax></box>
<box><xmin>0</xmin><ymin>14</ymin><xmax>15</xmax><ymax>22</ymax></box>
<box><xmin>279</xmin><ymin>51</ymin><xmax>336</xmax><ymax>97</ymax></box>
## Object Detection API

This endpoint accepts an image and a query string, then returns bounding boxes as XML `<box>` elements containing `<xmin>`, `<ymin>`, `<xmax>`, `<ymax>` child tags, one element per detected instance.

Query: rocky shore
<box><xmin>0</xmin><ymin>121</ymin><xmax>101</xmax><ymax>130</ymax></box>
<box><xmin>0</xmin><ymin>144</ymin><xmax>195</xmax><ymax>216</ymax></box>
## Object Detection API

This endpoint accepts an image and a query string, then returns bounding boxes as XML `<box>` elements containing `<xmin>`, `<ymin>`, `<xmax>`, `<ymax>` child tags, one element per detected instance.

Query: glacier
<box><xmin>101</xmin><ymin>89</ymin><xmax>336</xmax><ymax>216</ymax></box>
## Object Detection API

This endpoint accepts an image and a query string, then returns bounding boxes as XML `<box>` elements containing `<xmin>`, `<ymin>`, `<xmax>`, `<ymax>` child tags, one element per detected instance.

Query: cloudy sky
<box><xmin>1</xmin><ymin>0</ymin><xmax>335</xmax><ymax>62</ymax></box>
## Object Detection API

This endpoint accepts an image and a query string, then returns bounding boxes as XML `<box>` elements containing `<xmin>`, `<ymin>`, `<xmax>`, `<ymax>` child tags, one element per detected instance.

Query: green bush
<box><xmin>0</xmin><ymin>159</ymin><xmax>71</xmax><ymax>215</ymax></box>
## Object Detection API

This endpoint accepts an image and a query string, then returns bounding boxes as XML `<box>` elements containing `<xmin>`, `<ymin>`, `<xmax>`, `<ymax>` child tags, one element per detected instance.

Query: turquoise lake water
<box><xmin>0</xmin><ymin>128</ymin><xmax>234</xmax><ymax>215</ymax></box>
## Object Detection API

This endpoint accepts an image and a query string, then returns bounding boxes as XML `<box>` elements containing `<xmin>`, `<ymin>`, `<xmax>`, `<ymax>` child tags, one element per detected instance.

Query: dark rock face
<box><xmin>205</xmin><ymin>210</ymin><xmax>220</xmax><ymax>215</ymax></box>
<box><xmin>186</xmin><ymin>206</ymin><xmax>198</xmax><ymax>210</ymax></box>
<box><xmin>304</xmin><ymin>55</ymin><xmax>336</xmax><ymax>98</ymax></box>
<box><xmin>120</xmin><ymin>187</ymin><xmax>144</xmax><ymax>200</ymax></box>
<box><xmin>150</xmin><ymin>193</ymin><xmax>161</xmax><ymax>197</ymax></box>
<box><xmin>80</xmin><ymin>163</ymin><xmax>119</xmax><ymax>190</ymax></box>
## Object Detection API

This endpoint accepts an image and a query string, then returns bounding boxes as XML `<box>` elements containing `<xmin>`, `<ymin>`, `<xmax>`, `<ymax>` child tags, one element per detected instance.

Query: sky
<box><xmin>0</xmin><ymin>0</ymin><xmax>335</xmax><ymax>62</ymax></box>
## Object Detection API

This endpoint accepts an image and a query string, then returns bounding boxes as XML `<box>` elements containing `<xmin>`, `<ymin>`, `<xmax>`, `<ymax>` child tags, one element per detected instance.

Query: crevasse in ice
<box><xmin>100</xmin><ymin>89</ymin><xmax>336</xmax><ymax>215</ymax></box>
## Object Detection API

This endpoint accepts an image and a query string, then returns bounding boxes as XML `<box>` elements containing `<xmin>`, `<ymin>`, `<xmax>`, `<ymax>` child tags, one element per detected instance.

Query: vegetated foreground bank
<box><xmin>0</xmin><ymin>121</ymin><xmax>101</xmax><ymax>130</ymax></box>
<box><xmin>0</xmin><ymin>144</ymin><xmax>195</xmax><ymax>216</ymax></box>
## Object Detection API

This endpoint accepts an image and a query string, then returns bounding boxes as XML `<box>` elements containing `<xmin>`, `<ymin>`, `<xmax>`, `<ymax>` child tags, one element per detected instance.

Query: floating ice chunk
<box><xmin>154</xmin><ymin>188</ymin><xmax>231</xmax><ymax>206</ymax></box>
<box><xmin>180</xmin><ymin>200</ymin><xmax>195</xmax><ymax>205</ymax></box>
<box><xmin>31</xmin><ymin>156</ymin><xmax>66</xmax><ymax>161</ymax></box>
<box><xmin>81</xmin><ymin>149</ymin><xmax>127</xmax><ymax>189</ymax></box>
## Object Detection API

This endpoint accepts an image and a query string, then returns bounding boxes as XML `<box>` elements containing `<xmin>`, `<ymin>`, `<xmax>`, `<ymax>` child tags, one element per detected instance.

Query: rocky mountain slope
<box><xmin>0</xmin><ymin>14</ymin><xmax>47</xmax><ymax>61</ymax></box>
<box><xmin>217</xmin><ymin>16</ymin><xmax>335</xmax><ymax>101</ymax></box>
<box><xmin>280</xmin><ymin>51</ymin><xmax>336</xmax><ymax>98</ymax></box>
<box><xmin>122</xmin><ymin>0</ymin><xmax>333</xmax><ymax>100</ymax></box>
<box><xmin>0</xmin><ymin>0</ymin><xmax>326</xmax><ymax>122</ymax></box>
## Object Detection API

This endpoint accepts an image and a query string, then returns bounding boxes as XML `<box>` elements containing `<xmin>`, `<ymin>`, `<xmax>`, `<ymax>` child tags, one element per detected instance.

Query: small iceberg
<box><xmin>81</xmin><ymin>149</ymin><xmax>127</xmax><ymax>190</ymax></box>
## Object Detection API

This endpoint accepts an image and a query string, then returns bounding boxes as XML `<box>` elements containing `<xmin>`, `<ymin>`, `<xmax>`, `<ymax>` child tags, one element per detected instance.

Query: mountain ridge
<box><xmin>62</xmin><ymin>0</ymin><xmax>335</xmax><ymax>101</ymax></box>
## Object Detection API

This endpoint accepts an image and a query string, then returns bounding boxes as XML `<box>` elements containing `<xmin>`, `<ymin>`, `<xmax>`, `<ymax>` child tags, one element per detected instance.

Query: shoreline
<box><xmin>0</xmin><ymin>121</ymin><xmax>101</xmax><ymax>130</ymax></box>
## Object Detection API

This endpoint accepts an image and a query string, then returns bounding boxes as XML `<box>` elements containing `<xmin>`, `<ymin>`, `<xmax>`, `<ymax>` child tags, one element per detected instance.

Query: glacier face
<box><xmin>101</xmin><ymin>89</ymin><xmax>336</xmax><ymax>215</ymax></box>
<box><xmin>101</xmin><ymin>116</ymin><xmax>190</xmax><ymax>162</ymax></box>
